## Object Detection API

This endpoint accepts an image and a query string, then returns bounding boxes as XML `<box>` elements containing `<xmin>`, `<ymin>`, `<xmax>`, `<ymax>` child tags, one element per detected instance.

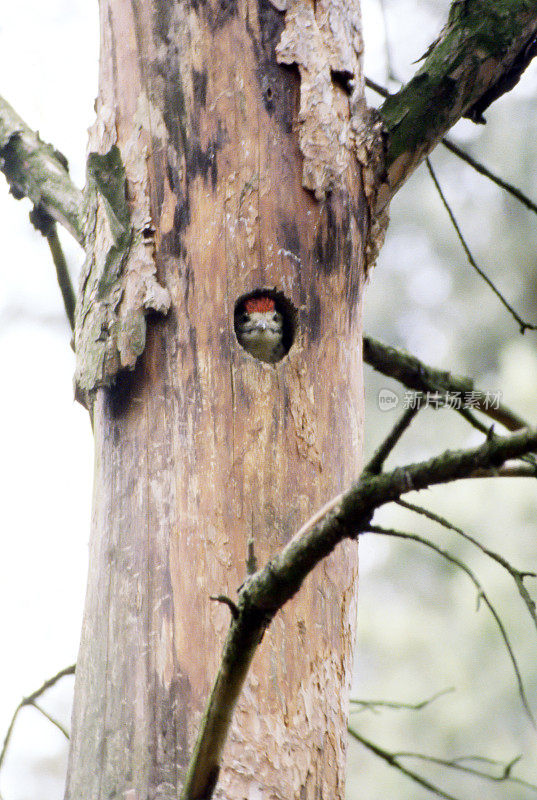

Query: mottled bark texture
<box><xmin>65</xmin><ymin>0</ymin><xmax>366</xmax><ymax>797</ymax></box>
<box><xmin>0</xmin><ymin>94</ymin><xmax>84</xmax><ymax>243</ymax></box>
<box><xmin>379</xmin><ymin>0</ymin><xmax>537</xmax><ymax>206</ymax></box>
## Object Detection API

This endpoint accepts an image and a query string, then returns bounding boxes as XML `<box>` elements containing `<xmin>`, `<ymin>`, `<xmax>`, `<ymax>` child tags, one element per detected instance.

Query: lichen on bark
<box><xmin>0</xmin><ymin>94</ymin><xmax>84</xmax><ymax>243</ymax></box>
<box><xmin>74</xmin><ymin>144</ymin><xmax>170</xmax><ymax>396</ymax></box>
<box><xmin>379</xmin><ymin>0</ymin><xmax>537</xmax><ymax>195</ymax></box>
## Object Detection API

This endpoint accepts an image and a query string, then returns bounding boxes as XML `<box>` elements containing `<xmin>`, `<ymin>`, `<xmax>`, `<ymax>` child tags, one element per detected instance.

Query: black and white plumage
<box><xmin>235</xmin><ymin>295</ymin><xmax>285</xmax><ymax>363</ymax></box>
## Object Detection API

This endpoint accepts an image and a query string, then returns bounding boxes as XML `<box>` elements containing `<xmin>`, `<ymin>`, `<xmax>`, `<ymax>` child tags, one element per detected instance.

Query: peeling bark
<box><xmin>74</xmin><ymin>143</ymin><xmax>170</xmax><ymax>395</ymax></box>
<box><xmin>274</xmin><ymin>0</ymin><xmax>363</xmax><ymax>199</ymax></box>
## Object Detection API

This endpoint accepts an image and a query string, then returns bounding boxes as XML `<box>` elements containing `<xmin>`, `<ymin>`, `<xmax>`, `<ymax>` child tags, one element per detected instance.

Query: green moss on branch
<box><xmin>379</xmin><ymin>1</ymin><xmax>537</xmax><ymax>198</ymax></box>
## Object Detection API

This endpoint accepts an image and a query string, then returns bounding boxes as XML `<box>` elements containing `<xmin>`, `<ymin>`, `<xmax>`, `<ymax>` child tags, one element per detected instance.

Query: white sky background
<box><xmin>1</xmin><ymin>1</ymin><xmax>536</xmax><ymax>798</ymax></box>
<box><xmin>0</xmin><ymin>1</ymin><xmax>98</xmax><ymax>796</ymax></box>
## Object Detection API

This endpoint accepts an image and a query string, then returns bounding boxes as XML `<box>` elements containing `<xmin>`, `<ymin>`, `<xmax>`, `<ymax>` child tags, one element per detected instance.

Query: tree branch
<box><xmin>367</xmin><ymin>525</ymin><xmax>535</xmax><ymax>728</ymax></box>
<box><xmin>349</xmin><ymin>727</ymin><xmax>537</xmax><ymax>798</ymax></box>
<box><xmin>31</xmin><ymin>701</ymin><xmax>70</xmax><ymax>740</ymax></box>
<box><xmin>425</xmin><ymin>157</ymin><xmax>537</xmax><ymax>333</ymax></box>
<box><xmin>397</xmin><ymin>498</ymin><xmax>537</xmax><ymax>630</ymax></box>
<box><xmin>469</xmin><ymin>462</ymin><xmax>537</xmax><ymax>478</ymax></box>
<box><xmin>350</xmin><ymin>687</ymin><xmax>454</xmax><ymax>714</ymax></box>
<box><xmin>47</xmin><ymin>224</ymin><xmax>76</xmax><ymax>331</ymax></box>
<box><xmin>348</xmin><ymin>727</ymin><xmax>463</xmax><ymax>800</ymax></box>
<box><xmin>363</xmin><ymin>334</ymin><xmax>529</xmax><ymax>432</ymax></box>
<box><xmin>391</xmin><ymin>751</ymin><xmax>537</xmax><ymax>792</ymax></box>
<box><xmin>181</xmin><ymin>426</ymin><xmax>537</xmax><ymax>800</ymax></box>
<box><xmin>0</xmin><ymin>664</ymin><xmax>75</xmax><ymax>771</ymax></box>
<box><xmin>364</xmin><ymin>405</ymin><xmax>420</xmax><ymax>475</ymax></box>
<box><xmin>0</xmin><ymin>94</ymin><xmax>84</xmax><ymax>244</ymax></box>
<box><xmin>441</xmin><ymin>137</ymin><xmax>537</xmax><ymax>216</ymax></box>
<box><xmin>378</xmin><ymin>3</ymin><xmax>537</xmax><ymax>203</ymax></box>
<box><xmin>29</xmin><ymin>205</ymin><xmax>76</xmax><ymax>330</ymax></box>
<box><xmin>365</xmin><ymin>76</ymin><xmax>537</xmax><ymax>218</ymax></box>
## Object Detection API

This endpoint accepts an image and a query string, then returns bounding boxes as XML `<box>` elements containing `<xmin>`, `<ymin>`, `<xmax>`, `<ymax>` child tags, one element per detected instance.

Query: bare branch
<box><xmin>455</xmin><ymin>406</ymin><xmax>490</xmax><ymax>435</ymax></box>
<box><xmin>31</xmin><ymin>701</ymin><xmax>70</xmax><ymax>740</ymax></box>
<box><xmin>181</xmin><ymin>426</ymin><xmax>537</xmax><ymax>800</ymax></box>
<box><xmin>441</xmin><ymin>138</ymin><xmax>537</xmax><ymax>215</ymax></box>
<box><xmin>350</xmin><ymin>727</ymin><xmax>537</xmax><ymax>797</ymax></box>
<box><xmin>350</xmin><ymin>687</ymin><xmax>454</xmax><ymax>714</ymax></box>
<box><xmin>391</xmin><ymin>750</ymin><xmax>537</xmax><ymax>792</ymax></box>
<box><xmin>0</xmin><ymin>664</ymin><xmax>75</xmax><ymax>771</ymax></box>
<box><xmin>426</xmin><ymin>158</ymin><xmax>537</xmax><ymax>333</ymax></box>
<box><xmin>0</xmin><ymin>95</ymin><xmax>84</xmax><ymax>244</ymax></box>
<box><xmin>397</xmin><ymin>498</ymin><xmax>537</xmax><ymax>631</ymax></box>
<box><xmin>29</xmin><ymin>205</ymin><xmax>76</xmax><ymax>331</ymax></box>
<box><xmin>363</xmin><ymin>335</ymin><xmax>529</xmax><ymax>432</ymax></box>
<box><xmin>348</xmin><ymin>727</ymin><xmax>463</xmax><ymax>800</ymax></box>
<box><xmin>46</xmin><ymin>226</ymin><xmax>76</xmax><ymax>331</ymax></box>
<box><xmin>367</xmin><ymin>525</ymin><xmax>535</xmax><ymax>727</ymax></box>
<box><xmin>364</xmin><ymin>405</ymin><xmax>420</xmax><ymax>475</ymax></box>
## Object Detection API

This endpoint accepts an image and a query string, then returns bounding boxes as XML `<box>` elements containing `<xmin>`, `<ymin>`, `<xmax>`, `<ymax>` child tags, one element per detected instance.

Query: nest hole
<box><xmin>234</xmin><ymin>288</ymin><xmax>296</xmax><ymax>363</ymax></box>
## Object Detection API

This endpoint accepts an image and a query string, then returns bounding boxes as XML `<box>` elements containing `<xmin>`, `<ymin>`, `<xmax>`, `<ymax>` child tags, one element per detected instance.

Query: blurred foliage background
<box><xmin>348</xmin><ymin>1</ymin><xmax>537</xmax><ymax>798</ymax></box>
<box><xmin>0</xmin><ymin>1</ymin><xmax>535</xmax><ymax>799</ymax></box>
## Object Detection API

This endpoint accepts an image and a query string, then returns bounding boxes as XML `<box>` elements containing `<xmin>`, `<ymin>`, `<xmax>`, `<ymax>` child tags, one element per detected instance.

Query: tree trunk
<box><xmin>65</xmin><ymin>0</ymin><xmax>366</xmax><ymax>797</ymax></box>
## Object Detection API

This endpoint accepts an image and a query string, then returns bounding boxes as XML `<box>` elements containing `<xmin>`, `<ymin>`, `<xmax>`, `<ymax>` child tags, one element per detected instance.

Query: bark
<box><xmin>378</xmin><ymin>0</ymin><xmax>537</xmax><ymax>205</ymax></box>
<box><xmin>182</xmin><ymin>423</ymin><xmax>537</xmax><ymax>799</ymax></box>
<box><xmin>65</xmin><ymin>0</ymin><xmax>365</xmax><ymax>798</ymax></box>
<box><xmin>0</xmin><ymin>94</ymin><xmax>84</xmax><ymax>243</ymax></box>
<box><xmin>59</xmin><ymin>1</ymin><xmax>537</xmax><ymax>799</ymax></box>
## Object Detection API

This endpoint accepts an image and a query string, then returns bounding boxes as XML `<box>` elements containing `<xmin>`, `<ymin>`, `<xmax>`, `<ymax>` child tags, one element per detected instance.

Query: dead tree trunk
<box><xmin>65</xmin><ymin>0</ymin><xmax>365</xmax><ymax>797</ymax></box>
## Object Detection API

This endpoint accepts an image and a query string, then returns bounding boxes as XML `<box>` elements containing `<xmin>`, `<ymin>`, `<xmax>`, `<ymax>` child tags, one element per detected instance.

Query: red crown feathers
<box><xmin>244</xmin><ymin>296</ymin><xmax>276</xmax><ymax>313</ymax></box>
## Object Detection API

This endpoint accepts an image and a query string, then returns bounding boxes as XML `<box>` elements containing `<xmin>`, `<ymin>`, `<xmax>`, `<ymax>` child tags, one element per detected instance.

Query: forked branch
<box><xmin>182</xmin><ymin>426</ymin><xmax>537</xmax><ymax>800</ymax></box>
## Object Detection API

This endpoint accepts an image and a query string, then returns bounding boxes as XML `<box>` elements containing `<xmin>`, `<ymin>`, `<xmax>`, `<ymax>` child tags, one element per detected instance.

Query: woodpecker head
<box><xmin>235</xmin><ymin>294</ymin><xmax>285</xmax><ymax>363</ymax></box>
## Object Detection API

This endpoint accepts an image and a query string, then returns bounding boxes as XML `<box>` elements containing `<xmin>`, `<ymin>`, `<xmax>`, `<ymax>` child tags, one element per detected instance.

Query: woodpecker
<box><xmin>235</xmin><ymin>295</ymin><xmax>285</xmax><ymax>363</ymax></box>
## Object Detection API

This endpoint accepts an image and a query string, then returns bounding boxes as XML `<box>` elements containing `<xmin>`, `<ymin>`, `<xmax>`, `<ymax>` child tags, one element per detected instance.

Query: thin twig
<box><xmin>0</xmin><ymin>664</ymin><xmax>75</xmax><ymax>770</ymax></box>
<box><xmin>441</xmin><ymin>137</ymin><xmax>537</xmax><ymax>216</ymax></box>
<box><xmin>351</xmin><ymin>726</ymin><xmax>537</xmax><ymax>796</ymax></box>
<box><xmin>350</xmin><ymin>687</ymin><xmax>454</xmax><ymax>713</ymax></box>
<box><xmin>29</xmin><ymin>205</ymin><xmax>76</xmax><ymax>331</ymax></box>
<box><xmin>366</xmin><ymin>525</ymin><xmax>535</xmax><ymax>727</ymax></box>
<box><xmin>365</xmin><ymin>76</ymin><xmax>391</xmax><ymax>98</ymax></box>
<box><xmin>348</xmin><ymin>727</ymin><xmax>463</xmax><ymax>800</ymax></box>
<box><xmin>391</xmin><ymin>749</ymin><xmax>537</xmax><ymax>792</ymax></box>
<box><xmin>364</xmin><ymin>405</ymin><xmax>420</xmax><ymax>475</ymax></box>
<box><xmin>31</xmin><ymin>701</ymin><xmax>70</xmax><ymax>739</ymax></box>
<box><xmin>210</xmin><ymin>595</ymin><xmax>239</xmax><ymax>619</ymax></box>
<box><xmin>46</xmin><ymin>224</ymin><xmax>76</xmax><ymax>330</ymax></box>
<box><xmin>426</xmin><ymin>157</ymin><xmax>537</xmax><ymax>333</ymax></box>
<box><xmin>455</xmin><ymin>406</ymin><xmax>490</xmax><ymax>435</ymax></box>
<box><xmin>397</xmin><ymin>498</ymin><xmax>537</xmax><ymax>630</ymax></box>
